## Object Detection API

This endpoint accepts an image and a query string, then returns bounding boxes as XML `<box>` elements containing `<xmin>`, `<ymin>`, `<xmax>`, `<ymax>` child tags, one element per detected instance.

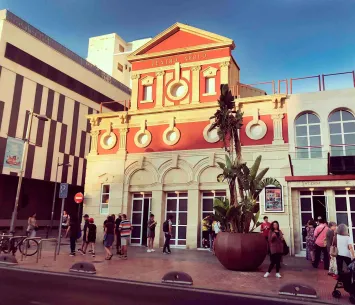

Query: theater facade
<box><xmin>83</xmin><ymin>23</ymin><xmax>355</xmax><ymax>255</ymax></box>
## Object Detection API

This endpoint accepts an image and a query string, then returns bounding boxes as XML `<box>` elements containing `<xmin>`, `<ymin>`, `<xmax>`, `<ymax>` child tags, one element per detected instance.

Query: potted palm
<box><xmin>209</xmin><ymin>84</ymin><xmax>281</xmax><ymax>271</ymax></box>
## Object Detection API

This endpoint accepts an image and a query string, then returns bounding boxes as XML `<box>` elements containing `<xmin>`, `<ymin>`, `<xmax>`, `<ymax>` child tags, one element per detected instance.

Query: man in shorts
<box><xmin>147</xmin><ymin>214</ymin><xmax>157</xmax><ymax>253</ymax></box>
<box><xmin>78</xmin><ymin>214</ymin><xmax>89</xmax><ymax>255</ymax></box>
<box><xmin>119</xmin><ymin>214</ymin><xmax>132</xmax><ymax>259</ymax></box>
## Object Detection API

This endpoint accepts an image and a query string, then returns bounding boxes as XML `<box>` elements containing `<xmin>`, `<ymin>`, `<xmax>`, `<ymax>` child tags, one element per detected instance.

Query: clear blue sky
<box><xmin>1</xmin><ymin>0</ymin><xmax>355</xmax><ymax>92</ymax></box>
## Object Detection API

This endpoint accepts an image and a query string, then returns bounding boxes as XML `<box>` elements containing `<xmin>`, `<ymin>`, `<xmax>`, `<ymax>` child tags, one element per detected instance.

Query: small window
<box><xmin>117</xmin><ymin>62</ymin><xmax>123</xmax><ymax>72</ymax></box>
<box><xmin>205</xmin><ymin>77</ymin><xmax>215</xmax><ymax>94</ymax></box>
<box><xmin>143</xmin><ymin>85</ymin><xmax>152</xmax><ymax>101</ymax></box>
<box><xmin>100</xmin><ymin>184</ymin><xmax>110</xmax><ymax>215</ymax></box>
<box><xmin>119</xmin><ymin>45</ymin><xmax>125</xmax><ymax>52</ymax></box>
<box><xmin>129</xmin><ymin>67</ymin><xmax>131</xmax><ymax>72</ymax></box>
<box><xmin>125</xmin><ymin>64</ymin><xmax>128</xmax><ymax>70</ymax></box>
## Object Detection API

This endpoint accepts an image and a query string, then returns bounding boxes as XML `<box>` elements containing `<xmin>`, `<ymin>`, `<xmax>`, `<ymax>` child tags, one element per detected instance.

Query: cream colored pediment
<box><xmin>203</xmin><ymin>66</ymin><xmax>218</xmax><ymax>77</ymax></box>
<box><xmin>98</xmin><ymin>173</ymin><xmax>115</xmax><ymax>183</ymax></box>
<box><xmin>141</xmin><ymin>75</ymin><xmax>155</xmax><ymax>86</ymax></box>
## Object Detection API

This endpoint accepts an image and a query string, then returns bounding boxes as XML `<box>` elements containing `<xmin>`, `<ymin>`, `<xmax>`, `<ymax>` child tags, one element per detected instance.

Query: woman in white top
<box><xmin>336</xmin><ymin>224</ymin><xmax>355</xmax><ymax>274</ymax></box>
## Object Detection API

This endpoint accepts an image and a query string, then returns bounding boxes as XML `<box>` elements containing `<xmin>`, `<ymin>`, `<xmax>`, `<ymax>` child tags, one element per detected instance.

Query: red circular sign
<box><xmin>74</xmin><ymin>192</ymin><xmax>84</xmax><ymax>204</ymax></box>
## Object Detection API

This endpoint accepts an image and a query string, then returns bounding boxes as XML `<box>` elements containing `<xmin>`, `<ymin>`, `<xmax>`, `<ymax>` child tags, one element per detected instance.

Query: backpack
<box><xmin>163</xmin><ymin>220</ymin><xmax>169</xmax><ymax>233</ymax></box>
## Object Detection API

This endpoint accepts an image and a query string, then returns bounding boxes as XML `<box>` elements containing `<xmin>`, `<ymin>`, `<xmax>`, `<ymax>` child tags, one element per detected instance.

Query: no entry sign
<box><xmin>74</xmin><ymin>192</ymin><xmax>84</xmax><ymax>204</ymax></box>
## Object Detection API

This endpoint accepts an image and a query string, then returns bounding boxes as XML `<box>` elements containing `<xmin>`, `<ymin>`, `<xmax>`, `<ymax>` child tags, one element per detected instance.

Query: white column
<box><xmin>219</xmin><ymin>61</ymin><xmax>230</xmax><ymax>85</ymax></box>
<box><xmin>272</xmin><ymin>113</ymin><xmax>285</xmax><ymax>145</ymax></box>
<box><xmin>191</xmin><ymin>65</ymin><xmax>201</xmax><ymax>104</ymax></box>
<box><xmin>118</xmin><ymin>127</ymin><xmax>128</xmax><ymax>152</ymax></box>
<box><xmin>186</xmin><ymin>184</ymin><xmax>200</xmax><ymax>249</ymax></box>
<box><xmin>130</xmin><ymin>74</ymin><xmax>140</xmax><ymax>111</ymax></box>
<box><xmin>155</xmin><ymin>71</ymin><xmax>165</xmax><ymax>108</ymax></box>
<box><xmin>89</xmin><ymin>130</ymin><xmax>99</xmax><ymax>155</ymax></box>
<box><xmin>152</xmin><ymin>189</ymin><xmax>164</xmax><ymax>248</ymax></box>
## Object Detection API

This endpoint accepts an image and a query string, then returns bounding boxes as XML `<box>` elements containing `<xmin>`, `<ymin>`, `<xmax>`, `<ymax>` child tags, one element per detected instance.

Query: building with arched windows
<box><xmin>83</xmin><ymin>22</ymin><xmax>355</xmax><ymax>255</ymax></box>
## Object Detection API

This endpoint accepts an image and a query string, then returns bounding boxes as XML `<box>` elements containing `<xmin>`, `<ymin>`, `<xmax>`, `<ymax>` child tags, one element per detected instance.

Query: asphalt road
<box><xmin>0</xmin><ymin>266</ymin><xmax>325</xmax><ymax>305</ymax></box>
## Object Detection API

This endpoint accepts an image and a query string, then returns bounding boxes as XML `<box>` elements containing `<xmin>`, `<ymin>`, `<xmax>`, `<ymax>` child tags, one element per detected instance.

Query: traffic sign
<box><xmin>59</xmin><ymin>183</ymin><xmax>68</xmax><ymax>199</ymax></box>
<box><xmin>74</xmin><ymin>192</ymin><xmax>84</xmax><ymax>204</ymax></box>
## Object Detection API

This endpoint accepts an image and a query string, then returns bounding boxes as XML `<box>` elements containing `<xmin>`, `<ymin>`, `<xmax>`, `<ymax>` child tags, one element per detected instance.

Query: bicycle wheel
<box><xmin>19</xmin><ymin>239</ymin><xmax>39</xmax><ymax>256</ymax></box>
<box><xmin>0</xmin><ymin>239</ymin><xmax>11</xmax><ymax>254</ymax></box>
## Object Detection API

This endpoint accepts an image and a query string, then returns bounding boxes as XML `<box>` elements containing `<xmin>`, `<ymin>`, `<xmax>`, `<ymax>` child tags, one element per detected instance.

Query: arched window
<box><xmin>328</xmin><ymin>110</ymin><xmax>355</xmax><ymax>156</ymax></box>
<box><xmin>295</xmin><ymin>112</ymin><xmax>322</xmax><ymax>158</ymax></box>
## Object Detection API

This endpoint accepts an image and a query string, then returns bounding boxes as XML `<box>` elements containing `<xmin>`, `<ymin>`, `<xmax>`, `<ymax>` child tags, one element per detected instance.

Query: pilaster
<box><xmin>130</xmin><ymin>74</ymin><xmax>140</xmax><ymax>111</ymax></box>
<box><xmin>191</xmin><ymin>65</ymin><xmax>201</xmax><ymax>104</ymax></box>
<box><xmin>89</xmin><ymin>130</ymin><xmax>99</xmax><ymax>155</ymax></box>
<box><xmin>272</xmin><ymin>113</ymin><xmax>285</xmax><ymax>145</ymax></box>
<box><xmin>155</xmin><ymin>71</ymin><xmax>165</xmax><ymax>108</ymax></box>
<box><xmin>186</xmin><ymin>184</ymin><xmax>200</xmax><ymax>249</ymax></box>
<box><xmin>219</xmin><ymin>61</ymin><xmax>230</xmax><ymax>84</ymax></box>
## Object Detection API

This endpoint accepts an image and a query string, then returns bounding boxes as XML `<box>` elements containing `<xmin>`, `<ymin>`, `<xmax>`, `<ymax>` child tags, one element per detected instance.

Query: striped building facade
<box><xmin>0</xmin><ymin>10</ymin><xmax>130</xmax><ymax>228</ymax></box>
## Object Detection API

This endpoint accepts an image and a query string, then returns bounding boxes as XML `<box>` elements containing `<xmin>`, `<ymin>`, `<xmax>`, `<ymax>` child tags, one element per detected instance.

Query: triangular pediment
<box><xmin>128</xmin><ymin>23</ymin><xmax>234</xmax><ymax>61</ymax></box>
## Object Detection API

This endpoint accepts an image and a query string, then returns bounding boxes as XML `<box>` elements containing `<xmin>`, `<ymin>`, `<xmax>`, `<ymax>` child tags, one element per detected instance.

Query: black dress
<box><xmin>87</xmin><ymin>223</ymin><xmax>97</xmax><ymax>243</ymax></box>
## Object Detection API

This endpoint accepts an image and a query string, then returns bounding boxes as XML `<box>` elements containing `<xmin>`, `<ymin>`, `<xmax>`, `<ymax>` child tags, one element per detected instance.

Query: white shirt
<box><xmin>214</xmin><ymin>222</ymin><xmax>220</xmax><ymax>234</ymax></box>
<box><xmin>337</xmin><ymin>235</ymin><xmax>353</xmax><ymax>258</ymax></box>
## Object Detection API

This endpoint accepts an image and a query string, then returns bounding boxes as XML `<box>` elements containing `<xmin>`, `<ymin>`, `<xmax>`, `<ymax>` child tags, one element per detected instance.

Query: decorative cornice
<box><xmin>155</xmin><ymin>71</ymin><xmax>165</xmax><ymax>77</ymax></box>
<box><xmin>131</xmin><ymin>73</ymin><xmax>141</xmax><ymax>80</ymax></box>
<box><xmin>219</xmin><ymin>61</ymin><xmax>230</xmax><ymax>68</ymax></box>
<box><xmin>191</xmin><ymin>65</ymin><xmax>202</xmax><ymax>72</ymax></box>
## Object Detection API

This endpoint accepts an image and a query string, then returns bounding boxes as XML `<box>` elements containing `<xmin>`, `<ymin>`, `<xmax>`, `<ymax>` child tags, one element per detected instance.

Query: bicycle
<box><xmin>0</xmin><ymin>234</ymin><xmax>39</xmax><ymax>256</ymax></box>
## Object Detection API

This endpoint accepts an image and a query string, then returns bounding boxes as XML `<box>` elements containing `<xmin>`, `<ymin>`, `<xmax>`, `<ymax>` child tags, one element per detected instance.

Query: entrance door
<box><xmin>131</xmin><ymin>193</ymin><xmax>151</xmax><ymax>246</ymax></box>
<box><xmin>335</xmin><ymin>189</ymin><xmax>355</xmax><ymax>245</ymax></box>
<box><xmin>166</xmin><ymin>192</ymin><xmax>188</xmax><ymax>247</ymax></box>
<box><xmin>299</xmin><ymin>190</ymin><xmax>327</xmax><ymax>250</ymax></box>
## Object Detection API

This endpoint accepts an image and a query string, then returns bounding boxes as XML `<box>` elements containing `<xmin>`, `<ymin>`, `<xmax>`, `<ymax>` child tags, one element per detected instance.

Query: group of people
<box><xmin>201</xmin><ymin>215</ymin><xmax>221</xmax><ymax>253</ymax></box>
<box><xmin>304</xmin><ymin>217</ymin><xmax>355</xmax><ymax>277</ymax></box>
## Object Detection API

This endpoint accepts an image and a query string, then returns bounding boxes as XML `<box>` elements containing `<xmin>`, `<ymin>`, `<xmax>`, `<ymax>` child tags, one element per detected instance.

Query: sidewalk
<box><xmin>11</xmin><ymin>242</ymin><xmax>349</xmax><ymax>304</ymax></box>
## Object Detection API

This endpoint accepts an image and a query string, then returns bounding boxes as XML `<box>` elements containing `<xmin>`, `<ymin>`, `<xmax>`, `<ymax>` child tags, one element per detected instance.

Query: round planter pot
<box><xmin>214</xmin><ymin>232</ymin><xmax>267</xmax><ymax>271</ymax></box>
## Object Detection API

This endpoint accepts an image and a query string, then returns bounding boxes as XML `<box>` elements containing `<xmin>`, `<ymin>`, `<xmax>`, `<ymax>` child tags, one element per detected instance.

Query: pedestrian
<box><xmin>115</xmin><ymin>214</ymin><xmax>122</xmax><ymax>255</ymax></box>
<box><xmin>163</xmin><ymin>215</ymin><xmax>173</xmax><ymax>254</ymax></box>
<box><xmin>83</xmin><ymin>218</ymin><xmax>96</xmax><ymax>257</ymax></box>
<box><xmin>312</xmin><ymin>218</ymin><xmax>330</xmax><ymax>270</ymax></box>
<box><xmin>260</xmin><ymin>216</ymin><xmax>271</xmax><ymax>253</ymax></box>
<box><xmin>335</xmin><ymin>224</ymin><xmax>355</xmax><ymax>275</ymax></box>
<box><xmin>264</xmin><ymin>221</ymin><xmax>284</xmax><ymax>278</ymax></box>
<box><xmin>78</xmin><ymin>214</ymin><xmax>89</xmax><ymax>255</ymax></box>
<box><xmin>103</xmin><ymin>215</ymin><xmax>115</xmax><ymax>260</ymax></box>
<box><xmin>27</xmin><ymin>213</ymin><xmax>38</xmax><ymax>238</ymax></box>
<box><xmin>208</xmin><ymin>214</ymin><xmax>214</xmax><ymax>252</ymax></box>
<box><xmin>61</xmin><ymin>210</ymin><xmax>70</xmax><ymax>238</ymax></box>
<box><xmin>202</xmin><ymin>215</ymin><xmax>211</xmax><ymax>248</ymax></box>
<box><xmin>327</xmin><ymin>221</ymin><xmax>337</xmax><ymax>277</ymax></box>
<box><xmin>67</xmin><ymin>215</ymin><xmax>79</xmax><ymax>256</ymax></box>
<box><xmin>305</xmin><ymin>219</ymin><xmax>316</xmax><ymax>263</ymax></box>
<box><xmin>212</xmin><ymin>219</ymin><xmax>220</xmax><ymax>255</ymax></box>
<box><xmin>119</xmin><ymin>214</ymin><xmax>132</xmax><ymax>259</ymax></box>
<box><xmin>147</xmin><ymin>214</ymin><xmax>157</xmax><ymax>253</ymax></box>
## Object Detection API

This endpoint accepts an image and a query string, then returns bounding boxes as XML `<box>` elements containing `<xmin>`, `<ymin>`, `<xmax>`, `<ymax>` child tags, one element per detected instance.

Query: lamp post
<box><xmin>9</xmin><ymin>109</ymin><xmax>49</xmax><ymax>233</ymax></box>
<box><xmin>48</xmin><ymin>158</ymin><xmax>71</xmax><ymax>237</ymax></box>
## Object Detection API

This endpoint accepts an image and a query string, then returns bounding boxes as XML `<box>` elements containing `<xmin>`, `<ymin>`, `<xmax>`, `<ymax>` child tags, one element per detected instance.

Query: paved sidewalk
<box><xmin>10</xmin><ymin>242</ymin><xmax>350</xmax><ymax>304</ymax></box>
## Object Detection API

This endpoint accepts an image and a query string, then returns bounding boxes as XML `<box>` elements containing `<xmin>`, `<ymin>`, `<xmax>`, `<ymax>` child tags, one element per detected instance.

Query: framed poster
<box><xmin>264</xmin><ymin>187</ymin><xmax>284</xmax><ymax>213</ymax></box>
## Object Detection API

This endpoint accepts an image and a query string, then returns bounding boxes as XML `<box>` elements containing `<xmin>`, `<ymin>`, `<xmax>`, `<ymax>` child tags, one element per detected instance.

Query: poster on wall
<box><xmin>3</xmin><ymin>137</ymin><xmax>24</xmax><ymax>170</ymax></box>
<box><xmin>264</xmin><ymin>187</ymin><xmax>284</xmax><ymax>213</ymax></box>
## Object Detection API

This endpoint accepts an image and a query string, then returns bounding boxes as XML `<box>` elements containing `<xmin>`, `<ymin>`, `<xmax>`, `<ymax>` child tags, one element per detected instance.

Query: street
<box><xmin>0</xmin><ymin>266</ymin><xmax>320</xmax><ymax>305</ymax></box>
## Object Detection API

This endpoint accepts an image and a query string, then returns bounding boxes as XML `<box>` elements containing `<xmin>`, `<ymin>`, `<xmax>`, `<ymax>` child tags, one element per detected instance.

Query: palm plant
<box><xmin>210</xmin><ymin>84</ymin><xmax>281</xmax><ymax>233</ymax></box>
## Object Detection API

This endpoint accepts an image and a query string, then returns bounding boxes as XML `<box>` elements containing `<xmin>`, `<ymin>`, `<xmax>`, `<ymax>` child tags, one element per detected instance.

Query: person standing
<box><xmin>103</xmin><ymin>216</ymin><xmax>115</xmax><ymax>260</ymax></box>
<box><xmin>147</xmin><ymin>214</ymin><xmax>157</xmax><ymax>253</ymax></box>
<box><xmin>264</xmin><ymin>221</ymin><xmax>284</xmax><ymax>278</ymax></box>
<box><xmin>327</xmin><ymin>222</ymin><xmax>337</xmax><ymax>276</ymax></box>
<box><xmin>336</xmin><ymin>224</ymin><xmax>355</xmax><ymax>275</ymax></box>
<box><xmin>312</xmin><ymin>218</ymin><xmax>330</xmax><ymax>270</ymax></box>
<box><xmin>260</xmin><ymin>216</ymin><xmax>271</xmax><ymax>241</ymax></box>
<box><xmin>61</xmin><ymin>211</ymin><xmax>70</xmax><ymax>238</ymax></box>
<box><xmin>212</xmin><ymin>219</ymin><xmax>220</xmax><ymax>255</ymax></box>
<box><xmin>115</xmin><ymin>214</ymin><xmax>122</xmax><ymax>255</ymax></box>
<box><xmin>163</xmin><ymin>215</ymin><xmax>173</xmax><ymax>254</ymax></box>
<box><xmin>27</xmin><ymin>213</ymin><xmax>38</xmax><ymax>238</ymax></box>
<box><xmin>119</xmin><ymin>214</ymin><xmax>132</xmax><ymax>259</ymax></box>
<box><xmin>67</xmin><ymin>215</ymin><xmax>79</xmax><ymax>256</ymax></box>
<box><xmin>202</xmin><ymin>215</ymin><xmax>211</xmax><ymax>249</ymax></box>
<box><xmin>78</xmin><ymin>214</ymin><xmax>89</xmax><ymax>255</ymax></box>
<box><xmin>306</xmin><ymin>219</ymin><xmax>316</xmax><ymax>263</ymax></box>
<box><xmin>83</xmin><ymin>218</ymin><xmax>97</xmax><ymax>257</ymax></box>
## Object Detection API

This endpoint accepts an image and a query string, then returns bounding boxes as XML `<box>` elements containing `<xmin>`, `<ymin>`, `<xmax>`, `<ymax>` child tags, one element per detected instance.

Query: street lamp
<box><xmin>9</xmin><ymin>109</ymin><xmax>49</xmax><ymax>233</ymax></box>
<box><xmin>48</xmin><ymin>158</ymin><xmax>71</xmax><ymax>237</ymax></box>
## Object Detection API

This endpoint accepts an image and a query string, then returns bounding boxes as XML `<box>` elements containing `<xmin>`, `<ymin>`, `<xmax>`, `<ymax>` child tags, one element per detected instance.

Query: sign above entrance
<box><xmin>151</xmin><ymin>51</ymin><xmax>208</xmax><ymax>67</ymax></box>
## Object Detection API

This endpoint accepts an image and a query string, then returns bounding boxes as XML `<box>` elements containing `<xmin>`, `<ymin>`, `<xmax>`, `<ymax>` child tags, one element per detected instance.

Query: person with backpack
<box><xmin>163</xmin><ymin>215</ymin><xmax>173</xmax><ymax>254</ymax></box>
<box><xmin>312</xmin><ymin>218</ymin><xmax>329</xmax><ymax>270</ymax></box>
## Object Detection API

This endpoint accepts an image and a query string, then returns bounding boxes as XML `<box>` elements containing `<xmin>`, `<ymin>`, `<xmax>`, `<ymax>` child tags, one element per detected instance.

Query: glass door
<box><xmin>166</xmin><ymin>192</ymin><xmax>188</xmax><ymax>247</ymax></box>
<box><xmin>131</xmin><ymin>193</ymin><xmax>151</xmax><ymax>245</ymax></box>
<box><xmin>335</xmin><ymin>189</ymin><xmax>355</xmax><ymax>244</ymax></box>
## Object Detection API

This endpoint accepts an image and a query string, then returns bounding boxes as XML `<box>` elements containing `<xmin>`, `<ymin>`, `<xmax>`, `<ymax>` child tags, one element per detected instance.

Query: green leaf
<box><xmin>214</xmin><ymin>206</ymin><xmax>227</xmax><ymax>217</ymax></box>
<box><xmin>254</xmin><ymin>167</ymin><xmax>269</xmax><ymax>184</ymax></box>
<box><xmin>253</xmin><ymin>210</ymin><xmax>260</xmax><ymax>225</ymax></box>
<box><xmin>217</xmin><ymin>174</ymin><xmax>225</xmax><ymax>182</ymax></box>
<box><xmin>250</xmin><ymin>155</ymin><xmax>261</xmax><ymax>180</ymax></box>
<box><xmin>216</xmin><ymin>162</ymin><xmax>226</xmax><ymax>169</ymax></box>
<box><xmin>225</xmin><ymin>154</ymin><xmax>232</xmax><ymax>170</ymax></box>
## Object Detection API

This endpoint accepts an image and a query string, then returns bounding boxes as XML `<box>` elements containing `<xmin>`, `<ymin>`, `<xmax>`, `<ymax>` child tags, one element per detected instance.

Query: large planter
<box><xmin>214</xmin><ymin>232</ymin><xmax>267</xmax><ymax>271</ymax></box>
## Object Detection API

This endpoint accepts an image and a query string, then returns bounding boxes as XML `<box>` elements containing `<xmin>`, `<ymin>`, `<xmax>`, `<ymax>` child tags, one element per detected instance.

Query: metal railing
<box><xmin>37</xmin><ymin>238</ymin><xmax>58</xmax><ymax>263</ymax></box>
<box><xmin>21</xmin><ymin>237</ymin><xmax>41</xmax><ymax>261</ymax></box>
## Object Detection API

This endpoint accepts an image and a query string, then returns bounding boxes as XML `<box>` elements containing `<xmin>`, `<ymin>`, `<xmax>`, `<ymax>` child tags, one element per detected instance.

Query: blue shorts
<box><xmin>104</xmin><ymin>234</ymin><xmax>114</xmax><ymax>247</ymax></box>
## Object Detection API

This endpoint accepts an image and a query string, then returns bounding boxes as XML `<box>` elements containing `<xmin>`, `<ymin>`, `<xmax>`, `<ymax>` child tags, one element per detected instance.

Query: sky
<box><xmin>0</xmin><ymin>0</ymin><xmax>355</xmax><ymax>93</ymax></box>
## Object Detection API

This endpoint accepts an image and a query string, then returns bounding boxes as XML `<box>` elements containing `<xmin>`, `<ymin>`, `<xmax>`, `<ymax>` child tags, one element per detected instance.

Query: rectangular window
<box><xmin>100</xmin><ymin>184</ymin><xmax>110</xmax><ymax>215</ymax></box>
<box><xmin>143</xmin><ymin>85</ymin><xmax>152</xmax><ymax>101</ymax></box>
<box><xmin>125</xmin><ymin>64</ymin><xmax>128</xmax><ymax>70</ymax></box>
<box><xmin>117</xmin><ymin>62</ymin><xmax>123</xmax><ymax>72</ymax></box>
<box><xmin>205</xmin><ymin>77</ymin><xmax>215</xmax><ymax>94</ymax></box>
<box><xmin>119</xmin><ymin>45</ymin><xmax>125</xmax><ymax>52</ymax></box>
<box><xmin>335</xmin><ymin>190</ymin><xmax>355</xmax><ymax>244</ymax></box>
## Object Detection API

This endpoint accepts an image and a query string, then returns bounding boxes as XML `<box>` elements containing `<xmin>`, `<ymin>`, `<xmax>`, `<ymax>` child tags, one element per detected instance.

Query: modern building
<box><xmin>82</xmin><ymin>22</ymin><xmax>355</xmax><ymax>255</ymax></box>
<box><xmin>0</xmin><ymin>10</ymin><xmax>130</xmax><ymax>230</ymax></box>
<box><xmin>87</xmin><ymin>34</ymin><xmax>152</xmax><ymax>88</ymax></box>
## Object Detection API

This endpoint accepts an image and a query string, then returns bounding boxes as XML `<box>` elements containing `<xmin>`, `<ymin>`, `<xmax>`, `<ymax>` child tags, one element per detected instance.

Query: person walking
<box><xmin>27</xmin><ymin>213</ymin><xmax>38</xmax><ymax>238</ymax></box>
<box><xmin>327</xmin><ymin>222</ymin><xmax>337</xmax><ymax>276</ymax></box>
<box><xmin>163</xmin><ymin>215</ymin><xmax>173</xmax><ymax>254</ymax></box>
<box><xmin>306</xmin><ymin>219</ymin><xmax>316</xmax><ymax>263</ymax></box>
<box><xmin>212</xmin><ymin>219</ymin><xmax>220</xmax><ymax>255</ymax></box>
<box><xmin>147</xmin><ymin>214</ymin><xmax>157</xmax><ymax>253</ymax></box>
<box><xmin>82</xmin><ymin>218</ymin><xmax>97</xmax><ymax>257</ymax></box>
<box><xmin>202</xmin><ymin>215</ymin><xmax>211</xmax><ymax>248</ymax></box>
<box><xmin>119</xmin><ymin>214</ymin><xmax>132</xmax><ymax>259</ymax></box>
<box><xmin>264</xmin><ymin>221</ymin><xmax>284</xmax><ymax>278</ymax></box>
<box><xmin>67</xmin><ymin>215</ymin><xmax>79</xmax><ymax>256</ymax></box>
<box><xmin>103</xmin><ymin>216</ymin><xmax>115</xmax><ymax>260</ymax></box>
<box><xmin>78</xmin><ymin>214</ymin><xmax>89</xmax><ymax>255</ymax></box>
<box><xmin>115</xmin><ymin>214</ymin><xmax>122</xmax><ymax>255</ymax></box>
<box><xmin>61</xmin><ymin>210</ymin><xmax>70</xmax><ymax>238</ymax></box>
<box><xmin>336</xmin><ymin>224</ymin><xmax>355</xmax><ymax>275</ymax></box>
<box><xmin>312</xmin><ymin>218</ymin><xmax>330</xmax><ymax>270</ymax></box>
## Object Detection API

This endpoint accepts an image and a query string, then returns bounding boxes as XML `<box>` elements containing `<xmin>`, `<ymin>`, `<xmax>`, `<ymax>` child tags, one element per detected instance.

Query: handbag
<box><xmin>283</xmin><ymin>240</ymin><xmax>289</xmax><ymax>256</ymax></box>
<box><xmin>330</xmin><ymin>233</ymin><xmax>338</xmax><ymax>257</ymax></box>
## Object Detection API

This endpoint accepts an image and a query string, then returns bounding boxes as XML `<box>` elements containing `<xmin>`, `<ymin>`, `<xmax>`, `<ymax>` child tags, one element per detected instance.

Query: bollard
<box><xmin>162</xmin><ymin>271</ymin><xmax>193</xmax><ymax>286</ymax></box>
<box><xmin>279</xmin><ymin>283</ymin><xmax>317</xmax><ymax>299</ymax></box>
<box><xmin>69</xmin><ymin>262</ymin><xmax>96</xmax><ymax>274</ymax></box>
<box><xmin>0</xmin><ymin>254</ymin><xmax>18</xmax><ymax>265</ymax></box>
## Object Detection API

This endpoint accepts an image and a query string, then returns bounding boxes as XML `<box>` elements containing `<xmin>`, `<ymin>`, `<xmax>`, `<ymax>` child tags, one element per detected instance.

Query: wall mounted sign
<box><xmin>264</xmin><ymin>186</ymin><xmax>284</xmax><ymax>213</ymax></box>
<box><xmin>151</xmin><ymin>52</ymin><xmax>208</xmax><ymax>67</ymax></box>
<box><xmin>3</xmin><ymin>137</ymin><xmax>24</xmax><ymax>170</ymax></box>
